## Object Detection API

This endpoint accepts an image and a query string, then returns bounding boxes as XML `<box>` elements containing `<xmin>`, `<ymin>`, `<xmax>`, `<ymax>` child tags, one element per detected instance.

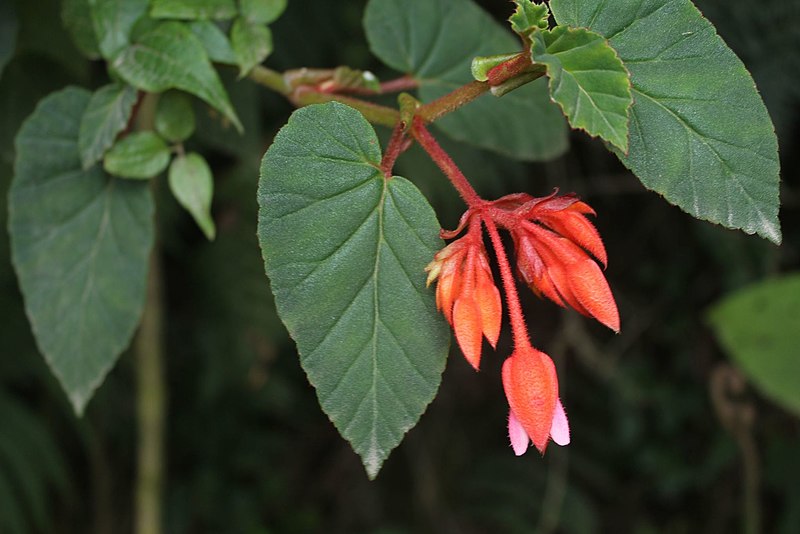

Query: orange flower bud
<box><xmin>426</xmin><ymin>232</ymin><xmax>502</xmax><ymax>370</ymax></box>
<box><xmin>502</xmin><ymin>346</ymin><xmax>569</xmax><ymax>454</ymax></box>
<box><xmin>503</xmin><ymin>192</ymin><xmax>619</xmax><ymax>332</ymax></box>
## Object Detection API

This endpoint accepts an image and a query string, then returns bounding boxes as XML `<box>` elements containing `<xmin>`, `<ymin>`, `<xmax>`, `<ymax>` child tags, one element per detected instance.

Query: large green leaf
<box><xmin>88</xmin><ymin>0</ymin><xmax>148</xmax><ymax>58</ymax></box>
<box><xmin>364</xmin><ymin>0</ymin><xmax>568</xmax><ymax>161</ymax></box>
<box><xmin>550</xmin><ymin>0</ymin><xmax>781</xmax><ymax>244</ymax></box>
<box><xmin>0</xmin><ymin>0</ymin><xmax>18</xmax><ymax>77</ymax></box>
<box><xmin>112</xmin><ymin>21</ymin><xmax>243</xmax><ymax>132</ymax></box>
<box><xmin>258</xmin><ymin>102</ymin><xmax>450</xmax><ymax>478</ymax></box>
<box><xmin>78</xmin><ymin>83</ymin><xmax>138</xmax><ymax>169</ymax></box>
<box><xmin>150</xmin><ymin>0</ymin><xmax>237</xmax><ymax>20</ymax></box>
<box><xmin>8</xmin><ymin>87</ymin><xmax>154</xmax><ymax>413</ymax></box>
<box><xmin>531</xmin><ymin>26</ymin><xmax>632</xmax><ymax>152</ymax></box>
<box><xmin>708</xmin><ymin>274</ymin><xmax>800</xmax><ymax>416</ymax></box>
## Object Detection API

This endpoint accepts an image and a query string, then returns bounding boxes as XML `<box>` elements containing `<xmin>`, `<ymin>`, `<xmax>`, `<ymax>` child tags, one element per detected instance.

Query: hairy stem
<box><xmin>381</xmin><ymin>121</ymin><xmax>408</xmax><ymax>178</ymax></box>
<box><xmin>483</xmin><ymin>218</ymin><xmax>531</xmax><ymax>351</ymax></box>
<box><xmin>411</xmin><ymin>117</ymin><xmax>484</xmax><ymax>208</ymax></box>
<box><xmin>134</xmin><ymin>250</ymin><xmax>166</xmax><ymax>534</ymax></box>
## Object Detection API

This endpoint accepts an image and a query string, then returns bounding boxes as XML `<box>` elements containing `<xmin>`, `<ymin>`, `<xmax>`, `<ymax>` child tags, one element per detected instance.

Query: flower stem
<box><xmin>248</xmin><ymin>65</ymin><xmax>291</xmax><ymax>95</ymax></box>
<box><xmin>483</xmin><ymin>217</ymin><xmax>531</xmax><ymax>351</ymax></box>
<box><xmin>411</xmin><ymin>117</ymin><xmax>484</xmax><ymax>208</ymax></box>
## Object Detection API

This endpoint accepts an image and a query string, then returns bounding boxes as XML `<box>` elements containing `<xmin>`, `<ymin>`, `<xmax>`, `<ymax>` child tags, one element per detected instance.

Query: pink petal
<box><xmin>508</xmin><ymin>409</ymin><xmax>530</xmax><ymax>456</ymax></box>
<box><xmin>550</xmin><ymin>399</ymin><xmax>571</xmax><ymax>446</ymax></box>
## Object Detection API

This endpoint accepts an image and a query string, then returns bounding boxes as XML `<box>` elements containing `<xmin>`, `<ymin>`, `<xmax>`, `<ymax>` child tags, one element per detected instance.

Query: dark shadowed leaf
<box><xmin>8</xmin><ymin>87</ymin><xmax>154</xmax><ymax>413</ymax></box>
<box><xmin>708</xmin><ymin>274</ymin><xmax>800</xmax><ymax>416</ymax></box>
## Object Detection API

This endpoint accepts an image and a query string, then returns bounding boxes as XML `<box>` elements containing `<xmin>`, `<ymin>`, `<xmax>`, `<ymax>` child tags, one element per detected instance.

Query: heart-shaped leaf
<box><xmin>258</xmin><ymin>102</ymin><xmax>450</xmax><ymax>479</ymax></box>
<box><xmin>9</xmin><ymin>87</ymin><xmax>154</xmax><ymax>413</ymax></box>
<box><xmin>550</xmin><ymin>0</ymin><xmax>781</xmax><ymax>244</ymax></box>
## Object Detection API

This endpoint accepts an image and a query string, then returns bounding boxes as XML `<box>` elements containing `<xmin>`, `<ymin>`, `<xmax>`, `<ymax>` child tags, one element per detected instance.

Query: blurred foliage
<box><xmin>0</xmin><ymin>0</ymin><xmax>799</xmax><ymax>533</ymax></box>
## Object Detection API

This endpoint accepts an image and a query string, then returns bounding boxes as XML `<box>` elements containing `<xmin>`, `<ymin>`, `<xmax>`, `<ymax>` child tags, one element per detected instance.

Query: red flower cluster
<box><xmin>426</xmin><ymin>191</ymin><xmax>617</xmax><ymax>456</ymax></box>
<box><xmin>495</xmin><ymin>191</ymin><xmax>619</xmax><ymax>332</ymax></box>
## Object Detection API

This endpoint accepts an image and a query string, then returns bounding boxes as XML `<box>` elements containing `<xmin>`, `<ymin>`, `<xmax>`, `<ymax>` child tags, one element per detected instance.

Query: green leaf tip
<box><xmin>532</xmin><ymin>25</ymin><xmax>632</xmax><ymax>153</ymax></box>
<box><xmin>509</xmin><ymin>0</ymin><xmax>550</xmax><ymax>36</ymax></box>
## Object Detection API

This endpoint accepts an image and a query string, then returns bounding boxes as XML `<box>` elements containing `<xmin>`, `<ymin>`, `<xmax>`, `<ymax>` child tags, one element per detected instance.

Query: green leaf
<box><xmin>169</xmin><ymin>152</ymin><xmax>215</xmax><ymax>239</ymax></box>
<box><xmin>189</xmin><ymin>20</ymin><xmax>237</xmax><ymax>64</ymax></box>
<box><xmin>240</xmin><ymin>0</ymin><xmax>286</xmax><ymax>24</ymax></box>
<box><xmin>78</xmin><ymin>83</ymin><xmax>139</xmax><ymax>169</ymax></box>
<box><xmin>708</xmin><ymin>274</ymin><xmax>800</xmax><ymax>416</ymax></box>
<box><xmin>61</xmin><ymin>0</ymin><xmax>100</xmax><ymax>59</ymax></box>
<box><xmin>112</xmin><ymin>21</ymin><xmax>243</xmax><ymax>132</ymax></box>
<box><xmin>531</xmin><ymin>26</ymin><xmax>632</xmax><ymax>152</ymax></box>
<box><xmin>155</xmin><ymin>90</ymin><xmax>196</xmax><ymax>142</ymax></box>
<box><xmin>104</xmin><ymin>131</ymin><xmax>171</xmax><ymax>179</ymax></box>
<box><xmin>549</xmin><ymin>0</ymin><xmax>781</xmax><ymax>244</ymax></box>
<box><xmin>230</xmin><ymin>17</ymin><xmax>273</xmax><ymax>77</ymax></box>
<box><xmin>364</xmin><ymin>0</ymin><xmax>568</xmax><ymax>161</ymax></box>
<box><xmin>150</xmin><ymin>0</ymin><xmax>237</xmax><ymax>20</ymax></box>
<box><xmin>509</xmin><ymin>0</ymin><xmax>550</xmax><ymax>37</ymax></box>
<box><xmin>8</xmin><ymin>87</ymin><xmax>154</xmax><ymax>413</ymax></box>
<box><xmin>89</xmin><ymin>0</ymin><xmax>148</xmax><ymax>58</ymax></box>
<box><xmin>258</xmin><ymin>102</ymin><xmax>450</xmax><ymax>479</ymax></box>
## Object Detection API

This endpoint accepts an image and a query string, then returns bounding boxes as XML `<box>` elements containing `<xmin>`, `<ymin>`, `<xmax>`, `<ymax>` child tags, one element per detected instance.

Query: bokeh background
<box><xmin>1</xmin><ymin>0</ymin><xmax>798</xmax><ymax>532</ymax></box>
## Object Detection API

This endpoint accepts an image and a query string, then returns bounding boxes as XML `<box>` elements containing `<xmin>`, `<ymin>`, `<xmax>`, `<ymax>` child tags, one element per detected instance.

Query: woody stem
<box><xmin>483</xmin><ymin>217</ymin><xmax>532</xmax><ymax>352</ymax></box>
<box><xmin>411</xmin><ymin>117</ymin><xmax>484</xmax><ymax>208</ymax></box>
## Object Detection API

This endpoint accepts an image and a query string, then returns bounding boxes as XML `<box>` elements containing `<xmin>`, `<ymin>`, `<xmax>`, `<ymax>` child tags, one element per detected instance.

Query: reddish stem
<box><xmin>381</xmin><ymin>121</ymin><xmax>407</xmax><ymax>178</ymax></box>
<box><xmin>486</xmin><ymin>53</ymin><xmax>533</xmax><ymax>86</ymax></box>
<box><xmin>483</xmin><ymin>217</ymin><xmax>532</xmax><ymax>352</ymax></box>
<box><xmin>417</xmin><ymin>81</ymin><xmax>490</xmax><ymax>123</ymax></box>
<box><xmin>411</xmin><ymin>117</ymin><xmax>484</xmax><ymax>208</ymax></box>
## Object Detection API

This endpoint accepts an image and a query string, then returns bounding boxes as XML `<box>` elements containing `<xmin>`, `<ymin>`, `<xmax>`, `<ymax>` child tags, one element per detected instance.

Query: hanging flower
<box><xmin>425</xmin><ymin>218</ymin><xmax>502</xmax><ymax>370</ymax></box>
<box><xmin>502</xmin><ymin>346</ymin><xmax>570</xmax><ymax>455</ymax></box>
<box><xmin>494</xmin><ymin>191</ymin><xmax>620</xmax><ymax>332</ymax></box>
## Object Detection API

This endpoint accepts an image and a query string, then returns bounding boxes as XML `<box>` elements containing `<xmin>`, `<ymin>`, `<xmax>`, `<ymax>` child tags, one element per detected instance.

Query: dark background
<box><xmin>0</xmin><ymin>0</ymin><xmax>798</xmax><ymax>532</ymax></box>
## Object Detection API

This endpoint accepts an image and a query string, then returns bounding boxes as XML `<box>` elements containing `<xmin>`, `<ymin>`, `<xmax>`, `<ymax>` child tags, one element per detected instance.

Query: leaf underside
<box><xmin>258</xmin><ymin>102</ymin><xmax>449</xmax><ymax>479</ymax></box>
<box><xmin>550</xmin><ymin>0</ymin><xmax>781</xmax><ymax>243</ymax></box>
<box><xmin>9</xmin><ymin>87</ymin><xmax>154</xmax><ymax>413</ymax></box>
